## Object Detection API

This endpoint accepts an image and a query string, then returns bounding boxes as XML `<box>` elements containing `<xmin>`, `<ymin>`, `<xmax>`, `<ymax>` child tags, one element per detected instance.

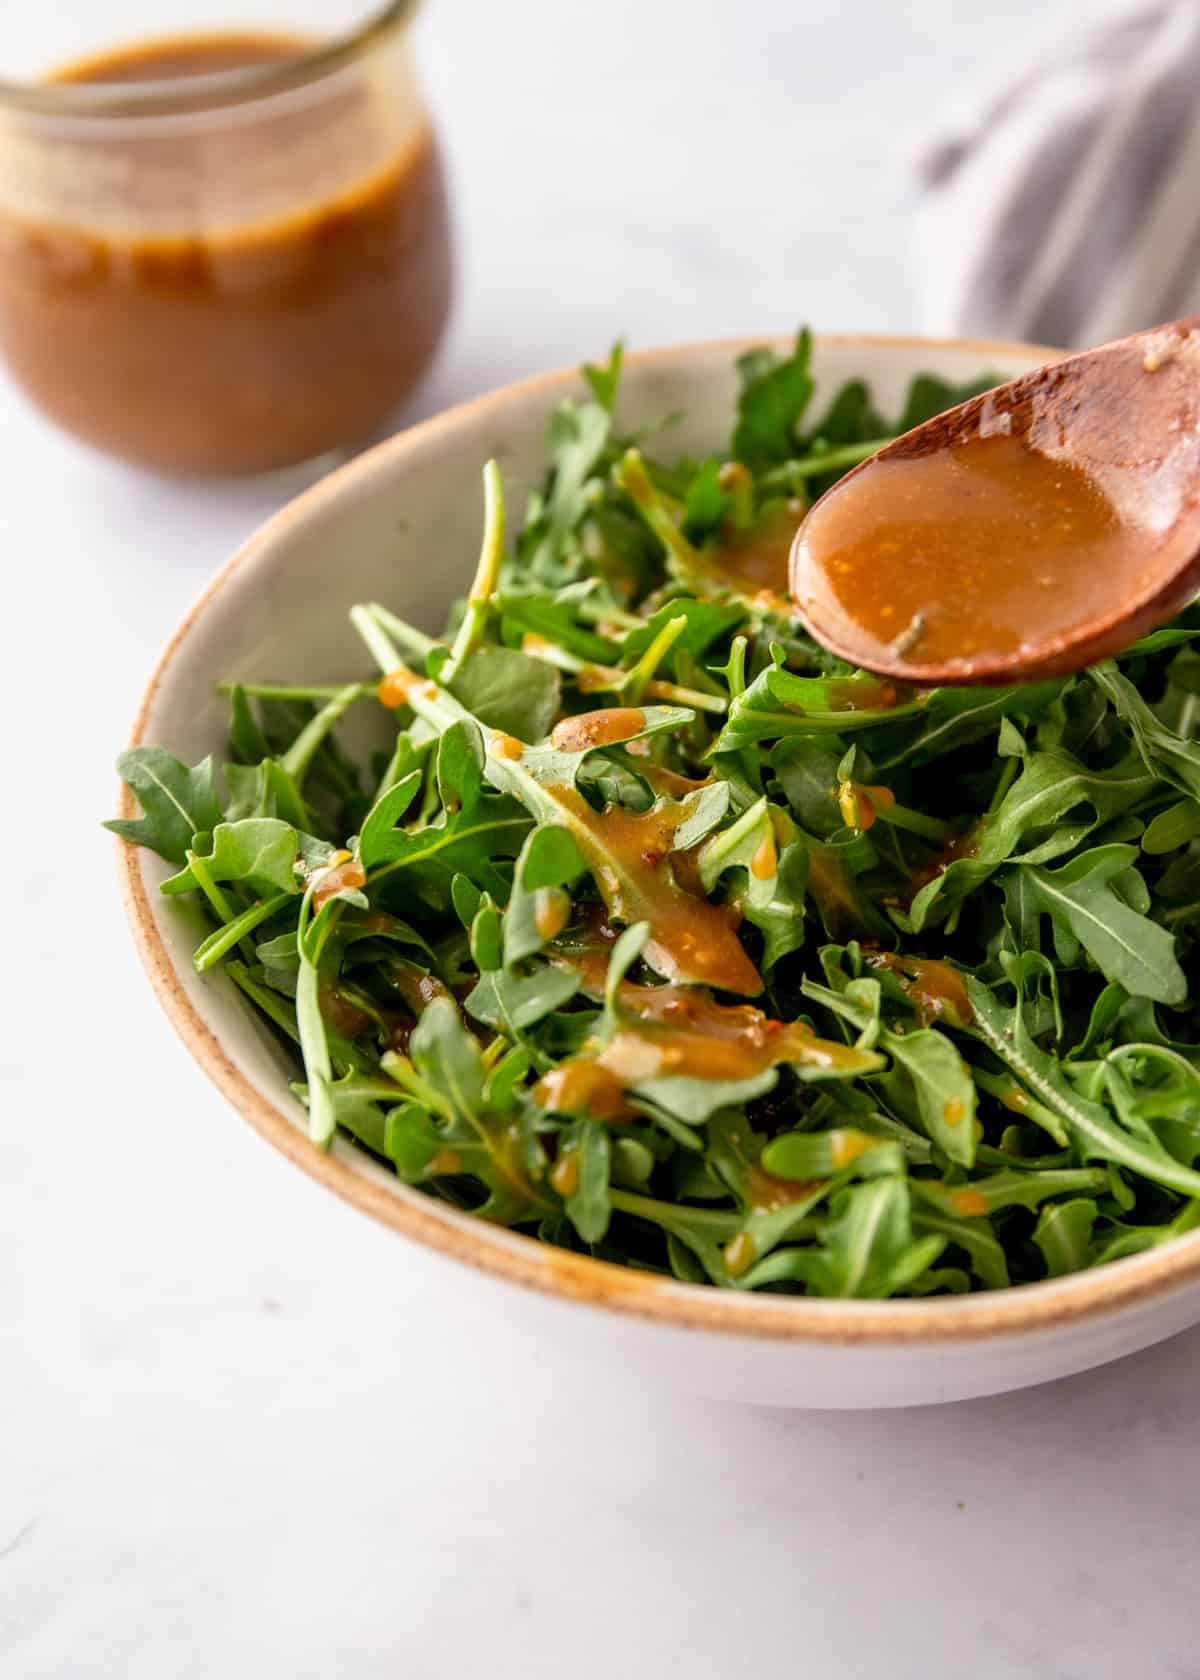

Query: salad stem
<box><xmin>440</xmin><ymin>459</ymin><xmax>505</xmax><ymax>686</ymax></box>
<box><xmin>758</xmin><ymin>438</ymin><xmax>892</xmax><ymax>490</ymax></box>
<box><xmin>194</xmin><ymin>892</ymin><xmax>293</xmax><ymax>973</ymax></box>
<box><xmin>216</xmin><ymin>681</ymin><xmax>375</xmax><ymax>702</ymax></box>
<box><xmin>364</xmin><ymin>604</ymin><xmax>439</xmax><ymax>661</ymax></box>
<box><xmin>280</xmin><ymin>683</ymin><xmax>367</xmax><ymax>785</ymax></box>
<box><xmin>184</xmin><ymin>848</ymin><xmax>244</xmax><ymax>946</ymax></box>
<box><xmin>351</xmin><ymin>603</ymin><xmax>403</xmax><ymax>674</ymax></box>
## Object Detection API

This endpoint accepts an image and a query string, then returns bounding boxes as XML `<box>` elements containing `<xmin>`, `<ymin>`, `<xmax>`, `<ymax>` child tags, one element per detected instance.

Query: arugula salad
<box><xmin>111</xmin><ymin>333</ymin><xmax>1200</xmax><ymax>1298</ymax></box>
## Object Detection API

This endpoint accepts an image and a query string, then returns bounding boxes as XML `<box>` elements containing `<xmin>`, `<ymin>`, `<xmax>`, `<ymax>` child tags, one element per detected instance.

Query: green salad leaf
<box><xmin>106</xmin><ymin>748</ymin><xmax>222</xmax><ymax>864</ymax></box>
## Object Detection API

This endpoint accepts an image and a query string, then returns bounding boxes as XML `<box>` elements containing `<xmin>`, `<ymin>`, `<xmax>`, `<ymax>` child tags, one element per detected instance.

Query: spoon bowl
<box><xmin>790</xmin><ymin>317</ymin><xmax>1200</xmax><ymax>685</ymax></box>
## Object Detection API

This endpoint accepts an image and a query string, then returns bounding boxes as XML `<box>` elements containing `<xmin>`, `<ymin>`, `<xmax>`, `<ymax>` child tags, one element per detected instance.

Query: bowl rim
<box><xmin>117</xmin><ymin>329</ymin><xmax>1200</xmax><ymax>1345</ymax></box>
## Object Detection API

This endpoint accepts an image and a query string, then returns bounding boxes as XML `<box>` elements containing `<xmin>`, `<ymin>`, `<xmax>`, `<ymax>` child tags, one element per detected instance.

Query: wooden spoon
<box><xmin>789</xmin><ymin>317</ymin><xmax>1200</xmax><ymax>685</ymax></box>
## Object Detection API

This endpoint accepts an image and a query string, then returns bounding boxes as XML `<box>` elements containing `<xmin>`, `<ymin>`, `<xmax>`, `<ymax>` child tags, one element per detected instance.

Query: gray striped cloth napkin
<box><xmin>915</xmin><ymin>1</ymin><xmax>1200</xmax><ymax>348</ymax></box>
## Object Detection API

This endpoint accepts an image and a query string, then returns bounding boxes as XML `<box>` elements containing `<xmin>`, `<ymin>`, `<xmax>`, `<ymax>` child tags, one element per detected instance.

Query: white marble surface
<box><xmin>6</xmin><ymin>2</ymin><xmax>1200</xmax><ymax>1675</ymax></box>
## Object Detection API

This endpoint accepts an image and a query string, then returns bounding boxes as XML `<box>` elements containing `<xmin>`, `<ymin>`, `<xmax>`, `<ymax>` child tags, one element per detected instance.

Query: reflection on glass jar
<box><xmin>0</xmin><ymin>1</ymin><xmax>452</xmax><ymax>474</ymax></box>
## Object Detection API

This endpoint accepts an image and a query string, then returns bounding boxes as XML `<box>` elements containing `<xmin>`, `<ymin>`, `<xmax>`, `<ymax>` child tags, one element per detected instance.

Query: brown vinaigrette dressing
<box><xmin>866</xmin><ymin>951</ymin><xmax>973</xmax><ymax>1026</ymax></box>
<box><xmin>318</xmin><ymin>966</ymin><xmax>419</xmax><ymax>1052</ymax></box>
<box><xmin>533</xmin><ymin>887</ymin><xmax>571</xmax><ymax>943</ymax></box>
<box><xmin>750</xmin><ymin>830</ymin><xmax>778</xmax><ymax>879</ymax></box>
<box><xmin>379</xmin><ymin>668</ymin><xmax>424</xmax><ymax>708</ymax></box>
<box><xmin>387</xmin><ymin>961</ymin><xmax>451</xmax><ymax>1016</ymax></box>
<box><xmin>795</xmin><ymin>432</ymin><xmax>1143</xmax><ymax>667</ymax></box>
<box><xmin>902</xmin><ymin>824</ymin><xmax>982</xmax><ymax>904</ymax></box>
<box><xmin>668</xmin><ymin>841</ymin><xmax>708</xmax><ymax>899</ymax></box>
<box><xmin>549</xmin><ymin>707</ymin><xmax>647</xmax><ymax>753</ymax></box>
<box><xmin>744</xmin><ymin>1165</ymin><xmax>819</xmax><ymax>1212</ymax></box>
<box><xmin>804</xmin><ymin>847</ymin><xmax>863</xmax><ymax>934</ymax></box>
<box><xmin>838</xmin><ymin>780</ymin><xmax>896</xmax><ymax>832</ymax></box>
<box><xmin>317</xmin><ymin>977</ymin><xmax>374</xmax><ymax>1039</ymax></box>
<box><xmin>537</xmin><ymin>933</ymin><xmax>879</xmax><ymax>1120</ymax></box>
<box><xmin>952</xmin><ymin>1187</ymin><xmax>989</xmax><ymax>1216</ymax></box>
<box><xmin>702</xmin><ymin>500</ymin><xmax>805</xmax><ymax>601</ymax></box>
<box><xmin>549</xmin><ymin>1149</ymin><xmax>582</xmax><ymax>1198</ymax></box>
<box><xmin>549</xmin><ymin>784</ymin><xmax>763</xmax><ymax>995</ymax></box>
<box><xmin>824</xmin><ymin>677</ymin><xmax>908</xmax><ymax>712</ymax></box>
<box><xmin>0</xmin><ymin>31</ymin><xmax>451</xmax><ymax>473</ymax></box>
<box><xmin>535</xmin><ymin>1061</ymin><xmax>634</xmax><ymax>1125</ymax></box>
<box><xmin>311</xmin><ymin>851</ymin><xmax>366</xmax><ymax>909</ymax></box>
<box><xmin>591</xmin><ymin>1001</ymin><xmax>874</xmax><ymax>1083</ymax></box>
<box><xmin>723</xmin><ymin>1232</ymin><xmax>758</xmax><ymax>1277</ymax></box>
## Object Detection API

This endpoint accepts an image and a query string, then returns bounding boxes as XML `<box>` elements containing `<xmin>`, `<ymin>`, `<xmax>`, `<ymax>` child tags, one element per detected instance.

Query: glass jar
<box><xmin>0</xmin><ymin>2</ymin><xmax>452</xmax><ymax>474</ymax></box>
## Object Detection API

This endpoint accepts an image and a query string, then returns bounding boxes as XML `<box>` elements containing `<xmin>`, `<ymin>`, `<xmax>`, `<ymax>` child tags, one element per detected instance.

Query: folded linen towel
<box><xmin>916</xmin><ymin>1</ymin><xmax>1200</xmax><ymax>347</ymax></box>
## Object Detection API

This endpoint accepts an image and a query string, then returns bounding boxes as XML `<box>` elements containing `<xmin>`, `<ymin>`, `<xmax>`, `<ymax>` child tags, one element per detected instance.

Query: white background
<box><xmin>6</xmin><ymin>3</ymin><xmax>1200</xmax><ymax>1676</ymax></box>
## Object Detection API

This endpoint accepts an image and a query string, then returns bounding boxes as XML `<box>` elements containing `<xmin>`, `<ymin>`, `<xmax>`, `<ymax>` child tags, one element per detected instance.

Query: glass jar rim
<box><xmin>0</xmin><ymin>0</ymin><xmax>420</xmax><ymax>118</ymax></box>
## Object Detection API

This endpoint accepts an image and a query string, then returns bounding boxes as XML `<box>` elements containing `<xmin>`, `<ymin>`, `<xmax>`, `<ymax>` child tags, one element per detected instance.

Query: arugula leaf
<box><xmin>761</xmin><ymin>1128</ymin><xmax>896</xmax><ymax>1179</ymax></box>
<box><xmin>402</xmin><ymin>996</ymin><xmax>550</xmax><ymax>1221</ymax></box>
<box><xmin>556</xmin><ymin>1117</ymin><xmax>612</xmax><ymax>1243</ymax></box>
<box><xmin>582</xmin><ymin>342</ymin><xmax>623</xmax><ymax>414</ymax></box>
<box><xmin>716</xmin><ymin>656</ymin><xmax>925</xmax><ymax>753</ymax></box>
<box><xmin>1142</xmin><ymin>798</ymin><xmax>1200</xmax><ymax>855</ymax></box>
<box><xmin>466</xmin><ymin>964</ymin><xmax>580</xmax><ymax>1032</ymax></box>
<box><xmin>1034</xmin><ymin>1199</ymin><xmax>1098</xmax><ymax>1277</ymax></box>
<box><xmin>705</xmin><ymin>1113</ymin><xmax>904</xmax><ymax>1285</ymax></box>
<box><xmin>771</xmin><ymin>741</ymin><xmax>847</xmax><ymax>836</ymax></box>
<box><xmin>912</xmin><ymin>1166</ymin><xmax>1107</xmax><ymax>1218</ymax></box>
<box><xmin>503</xmin><ymin>826</ymin><xmax>585</xmax><ymax>967</ymax></box>
<box><xmin>1017</xmin><ymin>845</ymin><xmax>1185</xmax><ymax>1004</ymax></box>
<box><xmin>449</xmin><ymin>646</ymin><xmax>561</xmax><ymax>742</ymax></box>
<box><xmin>874</xmin><ymin>682</ymin><xmax>1061</xmax><ymax>769</ymax></box>
<box><xmin>893</xmin><ymin>371</ymin><xmax>1001</xmax><ymax>433</ymax></box>
<box><xmin>697</xmin><ymin>796</ymin><xmax>808</xmax><ymax>969</ymax></box>
<box><xmin>1090</xmin><ymin>660</ymin><xmax>1200</xmax><ymax>799</ymax></box>
<box><xmin>108</xmin><ymin>748</ymin><xmax>222</xmax><ymax>864</ymax></box>
<box><xmin>524</xmin><ymin>399</ymin><xmax>613</xmax><ymax>584</ymax></box>
<box><xmin>805</xmin><ymin>1175</ymin><xmax>946</xmax><ymax>1300</ymax></box>
<box><xmin>365</xmin><ymin>793</ymin><xmax>529</xmax><ymax>895</ymax></box>
<box><xmin>902</xmin><ymin>750</ymin><xmax>1156</xmax><ymax>932</ymax></box>
<box><xmin>160</xmin><ymin>818</ymin><xmax>305</xmax><ymax>898</ymax></box>
<box><xmin>803</xmin><ymin>973</ymin><xmax>978</xmax><ymax>1167</ymax></box>
<box><xmin>357</xmin><ymin>771</ymin><xmax>424</xmax><ymax>870</ymax></box>
<box><xmin>682</xmin><ymin>459</ymin><xmax>728</xmax><ymax>541</ymax></box>
<box><xmin>911</xmin><ymin>1208</ymin><xmax>1008</xmax><ymax>1289</ymax></box>
<box><xmin>497</xmin><ymin>591</ymin><xmax>618</xmax><ymax>664</ymax></box>
<box><xmin>732</xmin><ymin>329</ymin><xmax>815</xmax><ymax>467</ymax></box>
<box><xmin>435</xmin><ymin>723</ymin><xmax>484</xmax><ymax>816</ymax></box>
<box><xmin>384</xmin><ymin>1099</ymin><xmax>448</xmax><ymax>1182</ymax></box>
<box><xmin>803</xmin><ymin>378</ymin><xmax>887</xmax><ymax>451</ymax></box>
<box><xmin>228</xmin><ymin>683</ymin><xmax>270</xmax><ymax>763</ymax></box>
<box><xmin>620</xmin><ymin>597</ymin><xmax>746</xmax><ymax>673</ymax></box>
<box><xmin>966</xmin><ymin>975</ymin><xmax>1200</xmax><ymax>1198</ymax></box>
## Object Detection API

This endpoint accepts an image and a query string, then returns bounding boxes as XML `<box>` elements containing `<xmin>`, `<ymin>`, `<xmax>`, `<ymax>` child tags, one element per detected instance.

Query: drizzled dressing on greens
<box><xmin>546</xmin><ymin>784</ymin><xmax>762</xmax><ymax>996</ymax></box>
<box><xmin>111</xmin><ymin>334</ymin><xmax>1200</xmax><ymax>1298</ymax></box>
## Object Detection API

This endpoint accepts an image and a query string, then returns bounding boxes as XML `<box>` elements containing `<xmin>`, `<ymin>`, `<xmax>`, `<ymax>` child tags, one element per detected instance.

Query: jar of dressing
<box><xmin>0</xmin><ymin>1</ymin><xmax>452</xmax><ymax>474</ymax></box>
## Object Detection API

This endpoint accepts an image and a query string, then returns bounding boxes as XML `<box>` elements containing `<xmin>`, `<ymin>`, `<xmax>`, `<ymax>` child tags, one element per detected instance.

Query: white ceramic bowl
<box><xmin>119</xmin><ymin>334</ymin><xmax>1200</xmax><ymax>1407</ymax></box>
